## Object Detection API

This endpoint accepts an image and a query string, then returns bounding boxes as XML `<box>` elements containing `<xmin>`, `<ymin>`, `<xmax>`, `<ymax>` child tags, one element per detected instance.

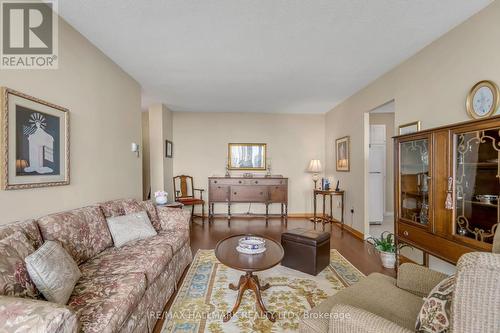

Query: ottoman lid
<box><xmin>281</xmin><ymin>228</ymin><xmax>330</xmax><ymax>246</ymax></box>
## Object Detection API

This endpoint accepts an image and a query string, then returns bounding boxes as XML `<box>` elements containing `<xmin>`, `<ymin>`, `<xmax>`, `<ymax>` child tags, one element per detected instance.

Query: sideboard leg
<box><xmin>265</xmin><ymin>204</ymin><xmax>269</xmax><ymax>226</ymax></box>
<box><xmin>285</xmin><ymin>204</ymin><xmax>288</xmax><ymax>225</ymax></box>
<box><xmin>228</xmin><ymin>203</ymin><xmax>231</xmax><ymax>227</ymax></box>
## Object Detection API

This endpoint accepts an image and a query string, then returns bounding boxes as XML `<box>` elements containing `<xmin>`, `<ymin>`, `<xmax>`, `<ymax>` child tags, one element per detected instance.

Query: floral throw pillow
<box><xmin>0</xmin><ymin>232</ymin><xmax>40</xmax><ymax>299</ymax></box>
<box><xmin>415</xmin><ymin>274</ymin><xmax>455</xmax><ymax>333</ymax></box>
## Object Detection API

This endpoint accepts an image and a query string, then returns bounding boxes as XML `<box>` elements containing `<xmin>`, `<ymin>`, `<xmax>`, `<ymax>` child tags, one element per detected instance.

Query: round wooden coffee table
<box><xmin>215</xmin><ymin>234</ymin><xmax>284</xmax><ymax>322</ymax></box>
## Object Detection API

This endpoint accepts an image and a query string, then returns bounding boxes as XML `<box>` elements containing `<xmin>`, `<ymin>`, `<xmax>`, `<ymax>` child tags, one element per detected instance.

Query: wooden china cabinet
<box><xmin>395</xmin><ymin>116</ymin><xmax>500</xmax><ymax>265</ymax></box>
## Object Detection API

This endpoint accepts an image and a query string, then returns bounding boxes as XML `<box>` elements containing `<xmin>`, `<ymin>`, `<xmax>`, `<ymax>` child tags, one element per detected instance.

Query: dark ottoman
<box><xmin>281</xmin><ymin>228</ymin><xmax>330</xmax><ymax>276</ymax></box>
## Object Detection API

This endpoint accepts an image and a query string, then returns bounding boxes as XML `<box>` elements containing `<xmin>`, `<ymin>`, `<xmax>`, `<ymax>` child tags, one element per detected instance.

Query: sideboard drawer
<box><xmin>209</xmin><ymin>185</ymin><xmax>229</xmax><ymax>202</ymax></box>
<box><xmin>230</xmin><ymin>185</ymin><xmax>269</xmax><ymax>202</ymax></box>
<box><xmin>210</xmin><ymin>178</ymin><xmax>239</xmax><ymax>185</ymax></box>
<box><xmin>269</xmin><ymin>185</ymin><xmax>287</xmax><ymax>203</ymax></box>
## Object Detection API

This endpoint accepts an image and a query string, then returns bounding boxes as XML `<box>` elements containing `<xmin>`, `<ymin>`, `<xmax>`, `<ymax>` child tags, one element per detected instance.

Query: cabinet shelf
<box><xmin>457</xmin><ymin>162</ymin><xmax>497</xmax><ymax>169</ymax></box>
<box><xmin>461</xmin><ymin>200</ymin><xmax>498</xmax><ymax>208</ymax></box>
<box><xmin>401</xmin><ymin>191</ymin><xmax>428</xmax><ymax>197</ymax></box>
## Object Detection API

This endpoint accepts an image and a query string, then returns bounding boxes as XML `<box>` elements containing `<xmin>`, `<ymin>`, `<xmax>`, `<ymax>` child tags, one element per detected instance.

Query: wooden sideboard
<box><xmin>208</xmin><ymin>176</ymin><xmax>288</xmax><ymax>221</ymax></box>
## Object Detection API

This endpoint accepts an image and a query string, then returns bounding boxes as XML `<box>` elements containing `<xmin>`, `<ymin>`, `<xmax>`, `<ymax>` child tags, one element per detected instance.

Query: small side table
<box><xmin>311</xmin><ymin>190</ymin><xmax>344</xmax><ymax>229</ymax></box>
<box><xmin>156</xmin><ymin>201</ymin><xmax>183</xmax><ymax>209</ymax></box>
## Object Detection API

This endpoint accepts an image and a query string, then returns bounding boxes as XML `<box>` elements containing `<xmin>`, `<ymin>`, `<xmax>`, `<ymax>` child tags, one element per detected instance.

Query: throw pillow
<box><xmin>106</xmin><ymin>211</ymin><xmax>157</xmax><ymax>247</ymax></box>
<box><xmin>123</xmin><ymin>199</ymin><xmax>162</xmax><ymax>232</ymax></box>
<box><xmin>415</xmin><ymin>274</ymin><xmax>455</xmax><ymax>333</ymax></box>
<box><xmin>25</xmin><ymin>241</ymin><xmax>81</xmax><ymax>304</ymax></box>
<box><xmin>0</xmin><ymin>232</ymin><xmax>40</xmax><ymax>299</ymax></box>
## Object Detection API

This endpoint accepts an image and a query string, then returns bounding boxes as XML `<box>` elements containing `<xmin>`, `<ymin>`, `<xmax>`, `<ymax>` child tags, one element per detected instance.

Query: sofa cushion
<box><xmin>37</xmin><ymin>206</ymin><xmax>113</xmax><ymax>265</ymax></box>
<box><xmin>99</xmin><ymin>199</ymin><xmax>128</xmax><ymax>218</ymax></box>
<box><xmin>157</xmin><ymin>207</ymin><xmax>191</xmax><ymax>231</ymax></box>
<box><xmin>26</xmin><ymin>241</ymin><xmax>81</xmax><ymax>304</ymax></box>
<box><xmin>106</xmin><ymin>211</ymin><xmax>157</xmax><ymax>247</ymax></box>
<box><xmin>0</xmin><ymin>219</ymin><xmax>43</xmax><ymax>249</ymax></box>
<box><xmin>68</xmin><ymin>273</ymin><xmax>146</xmax><ymax>333</ymax></box>
<box><xmin>0</xmin><ymin>232</ymin><xmax>40</xmax><ymax>299</ymax></box>
<box><xmin>140</xmin><ymin>200</ymin><xmax>161</xmax><ymax>231</ymax></box>
<box><xmin>158</xmin><ymin>229</ymin><xmax>189</xmax><ymax>253</ymax></box>
<box><xmin>79</xmin><ymin>234</ymin><xmax>174</xmax><ymax>286</ymax></box>
<box><xmin>302</xmin><ymin>273</ymin><xmax>423</xmax><ymax>332</ymax></box>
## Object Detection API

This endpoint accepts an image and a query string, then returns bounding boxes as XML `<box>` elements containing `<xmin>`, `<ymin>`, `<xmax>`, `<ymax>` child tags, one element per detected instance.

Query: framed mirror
<box><xmin>228</xmin><ymin>143</ymin><xmax>267</xmax><ymax>170</ymax></box>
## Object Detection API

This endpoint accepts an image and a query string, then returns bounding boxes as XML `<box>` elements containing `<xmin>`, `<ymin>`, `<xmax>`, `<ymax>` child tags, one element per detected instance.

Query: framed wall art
<box><xmin>166</xmin><ymin>140</ymin><xmax>173</xmax><ymax>158</ymax></box>
<box><xmin>335</xmin><ymin>136</ymin><xmax>350</xmax><ymax>172</ymax></box>
<box><xmin>1</xmin><ymin>88</ymin><xmax>69</xmax><ymax>190</ymax></box>
<box><xmin>228</xmin><ymin>143</ymin><xmax>266</xmax><ymax>170</ymax></box>
<box><xmin>398</xmin><ymin>121</ymin><xmax>421</xmax><ymax>135</ymax></box>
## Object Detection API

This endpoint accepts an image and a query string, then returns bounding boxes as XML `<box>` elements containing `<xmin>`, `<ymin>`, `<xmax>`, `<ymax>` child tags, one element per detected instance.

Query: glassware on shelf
<box><xmin>453</xmin><ymin>129</ymin><xmax>500</xmax><ymax>245</ymax></box>
<box><xmin>399</xmin><ymin>138</ymin><xmax>430</xmax><ymax>226</ymax></box>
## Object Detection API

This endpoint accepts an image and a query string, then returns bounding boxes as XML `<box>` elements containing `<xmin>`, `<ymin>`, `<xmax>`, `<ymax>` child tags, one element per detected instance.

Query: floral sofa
<box><xmin>0</xmin><ymin>199</ymin><xmax>193</xmax><ymax>333</ymax></box>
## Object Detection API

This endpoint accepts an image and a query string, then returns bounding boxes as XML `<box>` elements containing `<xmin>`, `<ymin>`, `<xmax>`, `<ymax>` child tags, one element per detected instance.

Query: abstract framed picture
<box><xmin>335</xmin><ymin>136</ymin><xmax>350</xmax><ymax>172</ymax></box>
<box><xmin>1</xmin><ymin>88</ymin><xmax>69</xmax><ymax>190</ymax></box>
<box><xmin>166</xmin><ymin>140</ymin><xmax>173</xmax><ymax>158</ymax></box>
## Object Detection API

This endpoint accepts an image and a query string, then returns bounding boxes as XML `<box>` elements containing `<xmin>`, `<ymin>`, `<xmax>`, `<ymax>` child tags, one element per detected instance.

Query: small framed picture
<box><xmin>398</xmin><ymin>121</ymin><xmax>421</xmax><ymax>135</ymax></box>
<box><xmin>1</xmin><ymin>88</ymin><xmax>70</xmax><ymax>190</ymax></box>
<box><xmin>335</xmin><ymin>136</ymin><xmax>350</xmax><ymax>172</ymax></box>
<box><xmin>166</xmin><ymin>140</ymin><xmax>173</xmax><ymax>158</ymax></box>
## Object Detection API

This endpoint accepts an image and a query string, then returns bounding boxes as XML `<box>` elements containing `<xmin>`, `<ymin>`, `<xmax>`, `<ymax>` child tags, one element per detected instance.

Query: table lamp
<box><xmin>307</xmin><ymin>159</ymin><xmax>322</xmax><ymax>189</ymax></box>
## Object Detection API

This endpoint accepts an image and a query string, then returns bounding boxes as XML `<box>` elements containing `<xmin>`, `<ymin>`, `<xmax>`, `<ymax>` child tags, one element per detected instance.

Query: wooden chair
<box><xmin>173</xmin><ymin>175</ymin><xmax>205</xmax><ymax>223</ymax></box>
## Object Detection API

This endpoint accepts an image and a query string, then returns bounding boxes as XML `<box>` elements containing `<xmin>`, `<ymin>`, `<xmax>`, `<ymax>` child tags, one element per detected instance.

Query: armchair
<box><xmin>173</xmin><ymin>175</ymin><xmax>205</xmax><ymax>223</ymax></box>
<box><xmin>300</xmin><ymin>245</ymin><xmax>500</xmax><ymax>333</ymax></box>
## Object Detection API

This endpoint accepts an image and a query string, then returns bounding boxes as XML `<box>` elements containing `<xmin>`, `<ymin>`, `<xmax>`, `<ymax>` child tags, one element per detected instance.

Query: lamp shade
<box><xmin>307</xmin><ymin>159</ymin><xmax>322</xmax><ymax>173</ymax></box>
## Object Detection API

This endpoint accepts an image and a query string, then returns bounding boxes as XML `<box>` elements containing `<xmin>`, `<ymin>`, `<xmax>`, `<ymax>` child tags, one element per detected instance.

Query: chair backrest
<box><xmin>173</xmin><ymin>175</ymin><xmax>194</xmax><ymax>200</ymax></box>
<box><xmin>451</xmin><ymin>252</ymin><xmax>500</xmax><ymax>332</ymax></box>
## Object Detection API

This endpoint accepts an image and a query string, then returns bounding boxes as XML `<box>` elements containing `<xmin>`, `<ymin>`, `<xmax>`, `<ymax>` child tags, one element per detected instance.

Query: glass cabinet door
<box><xmin>399</xmin><ymin>138</ymin><xmax>431</xmax><ymax>226</ymax></box>
<box><xmin>454</xmin><ymin>128</ymin><xmax>499</xmax><ymax>247</ymax></box>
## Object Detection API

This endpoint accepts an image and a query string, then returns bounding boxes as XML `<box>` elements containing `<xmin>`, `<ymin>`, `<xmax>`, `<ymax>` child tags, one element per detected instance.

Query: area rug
<box><xmin>161</xmin><ymin>249</ymin><xmax>364</xmax><ymax>333</ymax></box>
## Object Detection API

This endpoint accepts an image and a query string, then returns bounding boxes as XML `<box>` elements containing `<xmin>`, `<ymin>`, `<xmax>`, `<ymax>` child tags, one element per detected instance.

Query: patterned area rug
<box><xmin>161</xmin><ymin>249</ymin><xmax>364</xmax><ymax>333</ymax></box>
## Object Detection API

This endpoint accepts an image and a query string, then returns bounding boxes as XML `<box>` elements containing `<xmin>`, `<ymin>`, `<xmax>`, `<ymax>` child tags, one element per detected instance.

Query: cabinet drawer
<box><xmin>209</xmin><ymin>185</ymin><xmax>229</xmax><ymax>202</ymax></box>
<box><xmin>230</xmin><ymin>185</ymin><xmax>269</xmax><ymax>202</ymax></box>
<box><xmin>210</xmin><ymin>178</ymin><xmax>240</xmax><ymax>185</ymax></box>
<box><xmin>269</xmin><ymin>185</ymin><xmax>287</xmax><ymax>203</ymax></box>
<box><xmin>398</xmin><ymin>223</ymin><xmax>474</xmax><ymax>264</ymax></box>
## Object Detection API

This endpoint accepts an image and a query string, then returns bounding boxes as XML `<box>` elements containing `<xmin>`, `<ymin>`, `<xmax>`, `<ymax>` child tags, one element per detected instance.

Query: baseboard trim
<box><xmin>336</xmin><ymin>223</ymin><xmax>364</xmax><ymax>240</ymax></box>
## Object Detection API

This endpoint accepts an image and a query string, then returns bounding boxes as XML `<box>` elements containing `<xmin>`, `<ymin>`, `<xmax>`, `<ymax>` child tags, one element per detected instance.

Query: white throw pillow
<box><xmin>25</xmin><ymin>241</ymin><xmax>81</xmax><ymax>304</ymax></box>
<box><xmin>106</xmin><ymin>211</ymin><xmax>157</xmax><ymax>247</ymax></box>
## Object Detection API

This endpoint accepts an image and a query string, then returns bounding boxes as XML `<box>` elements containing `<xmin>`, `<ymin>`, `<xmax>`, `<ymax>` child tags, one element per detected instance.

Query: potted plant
<box><xmin>367</xmin><ymin>232</ymin><xmax>409</xmax><ymax>269</ymax></box>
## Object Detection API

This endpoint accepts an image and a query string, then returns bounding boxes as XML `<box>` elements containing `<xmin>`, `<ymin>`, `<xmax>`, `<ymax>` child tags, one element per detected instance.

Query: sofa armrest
<box><xmin>329</xmin><ymin>305</ymin><xmax>412</xmax><ymax>333</ymax></box>
<box><xmin>156</xmin><ymin>206</ymin><xmax>191</xmax><ymax>231</ymax></box>
<box><xmin>0</xmin><ymin>296</ymin><xmax>78</xmax><ymax>333</ymax></box>
<box><xmin>396</xmin><ymin>263</ymin><xmax>447</xmax><ymax>297</ymax></box>
<box><xmin>451</xmin><ymin>252</ymin><xmax>500</xmax><ymax>333</ymax></box>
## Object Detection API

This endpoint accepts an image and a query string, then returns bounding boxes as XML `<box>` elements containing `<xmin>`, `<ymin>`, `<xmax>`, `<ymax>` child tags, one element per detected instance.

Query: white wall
<box><xmin>173</xmin><ymin>112</ymin><xmax>325</xmax><ymax>215</ymax></box>
<box><xmin>148</xmin><ymin>104</ymin><xmax>174</xmax><ymax>199</ymax></box>
<box><xmin>0</xmin><ymin>17</ymin><xmax>142</xmax><ymax>223</ymax></box>
<box><xmin>324</xmin><ymin>1</ymin><xmax>500</xmax><ymax>273</ymax></box>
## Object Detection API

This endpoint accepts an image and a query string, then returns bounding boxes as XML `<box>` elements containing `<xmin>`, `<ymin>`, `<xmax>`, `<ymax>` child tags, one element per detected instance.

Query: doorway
<box><xmin>367</xmin><ymin>101</ymin><xmax>395</xmax><ymax>239</ymax></box>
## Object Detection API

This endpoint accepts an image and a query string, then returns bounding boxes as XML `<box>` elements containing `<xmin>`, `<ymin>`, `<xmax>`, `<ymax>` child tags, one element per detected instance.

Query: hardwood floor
<box><xmin>153</xmin><ymin>217</ymin><xmax>394</xmax><ymax>332</ymax></box>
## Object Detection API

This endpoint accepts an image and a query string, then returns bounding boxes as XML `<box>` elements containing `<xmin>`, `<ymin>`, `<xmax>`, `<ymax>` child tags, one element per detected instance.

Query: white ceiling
<box><xmin>59</xmin><ymin>0</ymin><xmax>492</xmax><ymax>113</ymax></box>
